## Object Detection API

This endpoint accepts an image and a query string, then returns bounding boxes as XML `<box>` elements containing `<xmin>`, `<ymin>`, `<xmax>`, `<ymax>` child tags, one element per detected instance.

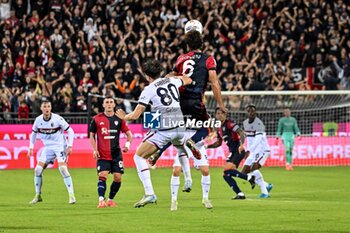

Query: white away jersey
<box><xmin>32</xmin><ymin>113</ymin><xmax>70</xmax><ymax>148</ymax></box>
<box><xmin>243</xmin><ymin>117</ymin><xmax>270</xmax><ymax>153</ymax></box>
<box><xmin>138</xmin><ymin>77</ymin><xmax>184</xmax><ymax>130</ymax></box>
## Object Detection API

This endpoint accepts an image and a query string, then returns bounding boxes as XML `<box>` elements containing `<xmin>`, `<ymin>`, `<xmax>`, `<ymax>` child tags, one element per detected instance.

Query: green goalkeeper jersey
<box><xmin>276</xmin><ymin>117</ymin><xmax>300</xmax><ymax>137</ymax></box>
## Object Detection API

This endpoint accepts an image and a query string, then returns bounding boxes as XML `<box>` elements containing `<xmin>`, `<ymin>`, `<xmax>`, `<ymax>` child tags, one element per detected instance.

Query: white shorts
<box><xmin>243</xmin><ymin>150</ymin><xmax>269</xmax><ymax>167</ymax></box>
<box><xmin>145</xmin><ymin>128</ymin><xmax>187</xmax><ymax>149</ymax></box>
<box><xmin>38</xmin><ymin>146</ymin><xmax>67</xmax><ymax>164</ymax></box>
<box><xmin>173</xmin><ymin>143</ymin><xmax>209</xmax><ymax>168</ymax></box>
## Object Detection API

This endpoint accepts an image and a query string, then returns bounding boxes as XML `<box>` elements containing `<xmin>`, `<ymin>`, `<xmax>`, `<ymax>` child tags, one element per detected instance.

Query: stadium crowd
<box><xmin>1</xmin><ymin>0</ymin><xmax>350</xmax><ymax>120</ymax></box>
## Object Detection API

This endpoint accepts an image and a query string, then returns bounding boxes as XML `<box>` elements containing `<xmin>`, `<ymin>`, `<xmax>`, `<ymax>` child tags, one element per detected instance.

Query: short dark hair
<box><xmin>104</xmin><ymin>95</ymin><xmax>115</xmax><ymax>103</ymax></box>
<box><xmin>246</xmin><ymin>104</ymin><xmax>256</xmax><ymax>110</ymax></box>
<box><xmin>142</xmin><ymin>60</ymin><xmax>163</xmax><ymax>79</ymax></box>
<box><xmin>41</xmin><ymin>97</ymin><xmax>51</xmax><ymax>105</ymax></box>
<box><xmin>185</xmin><ymin>30</ymin><xmax>203</xmax><ymax>51</ymax></box>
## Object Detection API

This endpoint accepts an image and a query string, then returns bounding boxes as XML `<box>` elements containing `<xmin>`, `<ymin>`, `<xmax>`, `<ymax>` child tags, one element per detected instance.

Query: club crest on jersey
<box><xmin>114</xmin><ymin>121</ymin><xmax>119</xmax><ymax>126</ymax></box>
<box><xmin>51</xmin><ymin>122</ymin><xmax>54</xmax><ymax>127</ymax></box>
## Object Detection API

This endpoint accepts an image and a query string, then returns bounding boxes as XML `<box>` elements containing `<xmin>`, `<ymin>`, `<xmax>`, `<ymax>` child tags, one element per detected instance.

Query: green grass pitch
<box><xmin>1</xmin><ymin>167</ymin><xmax>350</xmax><ymax>233</ymax></box>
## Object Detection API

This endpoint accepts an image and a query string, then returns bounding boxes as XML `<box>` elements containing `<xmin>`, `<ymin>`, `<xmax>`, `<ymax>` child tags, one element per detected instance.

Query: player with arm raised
<box><xmin>27</xmin><ymin>99</ymin><xmax>76</xmax><ymax>204</ymax></box>
<box><xmin>89</xmin><ymin>96</ymin><xmax>133</xmax><ymax>208</ymax></box>
<box><xmin>207</xmin><ymin>108</ymin><xmax>255</xmax><ymax>200</ymax></box>
<box><xmin>242</xmin><ymin>104</ymin><xmax>273</xmax><ymax>198</ymax></box>
<box><xmin>116</xmin><ymin>60</ymin><xmax>193</xmax><ymax>208</ymax></box>
<box><xmin>276</xmin><ymin>108</ymin><xmax>301</xmax><ymax>171</ymax></box>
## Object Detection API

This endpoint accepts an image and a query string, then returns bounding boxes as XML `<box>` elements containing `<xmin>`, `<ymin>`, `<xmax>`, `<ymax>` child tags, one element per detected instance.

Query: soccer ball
<box><xmin>184</xmin><ymin>20</ymin><xmax>203</xmax><ymax>34</ymax></box>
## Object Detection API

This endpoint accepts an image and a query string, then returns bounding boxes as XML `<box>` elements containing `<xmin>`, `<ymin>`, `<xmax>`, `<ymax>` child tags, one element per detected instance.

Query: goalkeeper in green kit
<box><xmin>276</xmin><ymin>108</ymin><xmax>301</xmax><ymax>171</ymax></box>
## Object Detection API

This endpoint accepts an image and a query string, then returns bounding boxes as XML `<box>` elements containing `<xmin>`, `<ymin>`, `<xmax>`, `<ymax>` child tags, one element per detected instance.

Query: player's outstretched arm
<box><xmin>116</xmin><ymin>104</ymin><xmax>146</xmax><ymax>121</ymax></box>
<box><xmin>208</xmin><ymin>70</ymin><xmax>226</xmax><ymax>112</ymax></box>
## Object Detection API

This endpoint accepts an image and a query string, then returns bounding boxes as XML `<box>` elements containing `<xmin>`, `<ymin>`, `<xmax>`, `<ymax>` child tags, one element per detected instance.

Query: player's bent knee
<box><xmin>251</xmin><ymin>163</ymin><xmax>261</xmax><ymax>171</ymax></box>
<box><xmin>172</xmin><ymin>166</ymin><xmax>181</xmax><ymax>176</ymax></box>
<box><xmin>223</xmin><ymin>170</ymin><xmax>231</xmax><ymax>177</ymax></box>
<box><xmin>98</xmin><ymin>171</ymin><xmax>108</xmax><ymax>179</ymax></box>
<box><xmin>113</xmin><ymin>173</ymin><xmax>122</xmax><ymax>182</ymax></box>
<box><xmin>34</xmin><ymin>165</ymin><xmax>44</xmax><ymax>177</ymax></box>
<box><xmin>58</xmin><ymin>165</ymin><xmax>71</xmax><ymax>178</ymax></box>
<box><xmin>200</xmin><ymin>166</ymin><xmax>210</xmax><ymax>176</ymax></box>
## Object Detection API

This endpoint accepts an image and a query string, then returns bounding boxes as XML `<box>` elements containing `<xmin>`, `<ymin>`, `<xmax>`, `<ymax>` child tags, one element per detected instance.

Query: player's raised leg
<box><xmin>133</xmin><ymin>141</ymin><xmax>158</xmax><ymax>208</ymax></box>
<box><xmin>223</xmin><ymin>161</ymin><xmax>255</xmax><ymax>199</ymax></box>
<box><xmin>252</xmin><ymin>169</ymin><xmax>269</xmax><ymax>198</ymax></box>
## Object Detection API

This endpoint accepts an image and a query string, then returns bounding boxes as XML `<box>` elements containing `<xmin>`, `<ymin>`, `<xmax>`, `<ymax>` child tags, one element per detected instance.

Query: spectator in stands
<box><xmin>18</xmin><ymin>100</ymin><xmax>29</xmax><ymax>121</ymax></box>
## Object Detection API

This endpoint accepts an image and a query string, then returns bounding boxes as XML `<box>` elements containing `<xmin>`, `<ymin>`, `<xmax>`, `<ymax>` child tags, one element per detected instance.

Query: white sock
<box><xmin>34</xmin><ymin>176</ymin><xmax>42</xmax><ymax>194</ymax></box>
<box><xmin>34</xmin><ymin>165</ymin><xmax>43</xmax><ymax>194</ymax></box>
<box><xmin>253</xmin><ymin>170</ymin><xmax>268</xmax><ymax>195</ymax></box>
<box><xmin>178</xmin><ymin>154</ymin><xmax>192</xmax><ymax>182</ymax></box>
<box><xmin>99</xmin><ymin>196</ymin><xmax>104</xmax><ymax>201</ymax></box>
<box><xmin>201</xmin><ymin>175</ymin><xmax>210</xmax><ymax>199</ymax></box>
<box><xmin>264</xmin><ymin>181</ymin><xmax>269</xmax><ymax>187</ymax></box>
<box><xmin>171</xmin><ymin>175</ymin><xmax>180</xmax><ymax>201</ymax></box>
<box><xmin>64</xmin><ymin>176</ymin><xmax>74</xmax><ymax>195</ymax></box>
<box><xmin>134</xmin><ymin>155</ymin><xmax>154</xmax><ymax>195</ymax></box>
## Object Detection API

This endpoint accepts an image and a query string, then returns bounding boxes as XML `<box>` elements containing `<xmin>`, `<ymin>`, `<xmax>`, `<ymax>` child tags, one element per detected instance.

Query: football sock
<box><xmin>134</xmin><ymin>154</ymin><xmax>154</xmax><ymax>195</ymax></box>
<box><xmin>178</xmin><ymin>154</ymin><xmax>192</xmax><ymax>182</ymax></box>
<box><xmin>201</xmin><ymin>175</ymin><xmax>210</xmax><ymax>199</ymax></box>
<box><xmin>264</xmin><ymin>181</ymin><xmax>269</xmax><ymax>187</ymax></box>
<box><xmin>63</xmin><ymin>176</ymin><xmax>74</xmax><ymax>195</ymax></box>
<box><xmin>170</xmin><ymin>175</ymin><xmax>180</xmax><ymax>201</ymax></box>
<box><xmin>224</xmin><ymin>169</ymin><xmax>248</xmax><ymax>180</ymax></box>
<box><xmin>253</xmin><ymin>170</ymin><xmax>268</xmax><ymax>195</ymax></box>
<box><xmin>34</xmin><ymin>176</ymin><xmax>42</xmax><ymax>195</ymax></box>
<box><xmin>109</xmin><ymin>182</ymin><xmax>121</xmax><ymax>200</ymax></box>
<box><xmin>97</xmin><ymin>177</ymin><xmax>107</xmax><ymax>199</ymax></box>
<box><xmin>223</xmin><ymin>172</ymin><xmax>241</xmax><ymax>194</ymax></box>
<box><xmin>59</xmin><ymin>166</ymin><xmax>74</xmax><ymax>194</ymax></box>
<box><xmin>34</xmin><ymin>165</ymin><xmax>43</xmax><ymax>194</ymax></box>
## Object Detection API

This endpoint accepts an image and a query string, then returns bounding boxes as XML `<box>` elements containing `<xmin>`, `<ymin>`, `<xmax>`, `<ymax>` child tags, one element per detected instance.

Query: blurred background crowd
<box><xmin>1</xmin><ymin>0</ymin><xmax>350</xmax><ymax>122</ymax></box>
